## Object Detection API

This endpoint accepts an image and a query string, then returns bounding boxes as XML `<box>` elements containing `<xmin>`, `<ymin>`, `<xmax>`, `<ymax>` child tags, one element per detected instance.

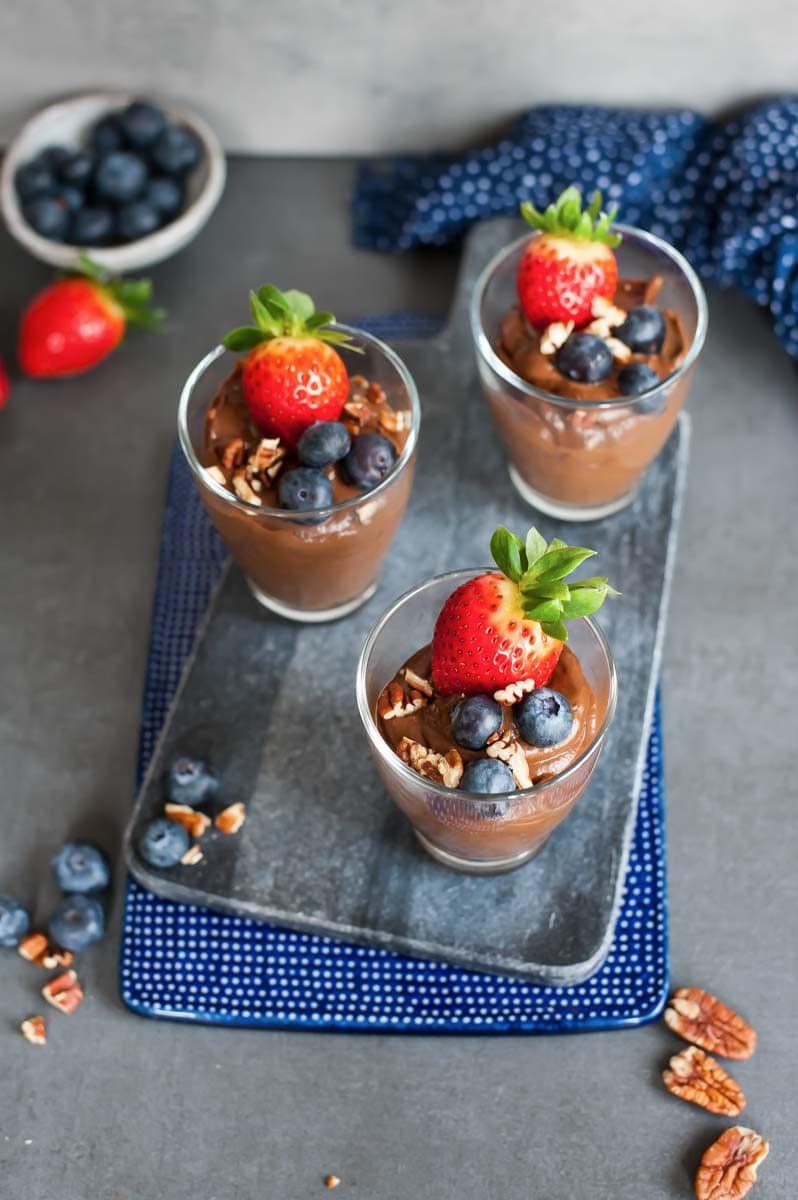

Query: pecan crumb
<box><xmin>40</xmin><ymin>947</ymin><xmax>74</xmax><ymax>971</ymax></box>
<box><xmin>221</xmin><ymin>437</ymin><xmax>246</xmax><ymax>472</ymax></box>
<box><xmin>42</xmin><ymin>970</ymin><xmax>83</xmax><ymax>1015</ymax></box>
<box><xmin>605</xmin><ymin>336</ymin><xmax>632</xmax><ymax>363</ymax></box>
<box><xmin>164</xmin><ymin>802</ymin><xmax>212</xmax><ymax>839</ymax></box>
<box><xmin>665</xmin><ymin>988</ymin><xmax>757</xmax><ymax>1060</ymax></box>
<box><xmin>539</xmin><ymin>320</ymin><xmax>574</xmax><ymax>355</ymax></box>
<box><xmin>343</xmin><ymin>398</ymin><xmax>372</xmax><ymax>429</ymax></box>
<box><xmin>493</xmin><ymin>678</ymin><xmax>536</xmax><ymax>705</ymax></box>
<box><xmin>378</xmin><ymin>681</ymin><xmax>428</xmax><ymax>720</ymax></box>
<box><xmin>663</xmin><ymin>1045</ymin><xmax>746</xmax><ymax>1116</ymax></box>
<box><xmin>402</xmin><ymin>668</ymin><xmax>434</xmax><ymax>698</ymax></box>
<box><xmin>180</xmin><ymin>844</ymin><xmax>204</xmax><ymax>866</ymax></box>
<box><xmin>590</xmin><ymin>295</ymin><xmax>627</xmax><ymax>327</ymax></box>
<box><xmin>694</xmin><ymin>1126</ymin><xmax>769</xmax><ymax>1200</ymax></box>
<box><xmin>367</xmin><ymin>381</ymin><xmax>387</xmax><ymax>405</ymax></box>
<box><xmin>357</xmin><ymin>499</ymin><xmax>379</xmax><ymax>526</ymax></box>
<box><xmin>18</xmin><ymin>932</ymin><xmax>49</xmax><ymax>963</ymax></box>
<box><xmin>20</xmin><ymin>1016</ymin><xmax>47</xmax><ymax>1045</ymax></box>
<box><xmin>215</xmin><ymin>802</ymin><xmax>247</xmax><ymax>835</ymax></box>
<box><xmin>378</xmin><ymin>407</ymin><xmax>410</xmax><ymax>434</ymax></box>
<box><xmin>232</xmin><ymin>471</ymin><xmax>263</xmax><ymax>506</ymax></box>
<box><xmin>247</xmin><ymin>437</ymin><xmax>285</xmax><ymax>477</ymax></box>
<box><xmin>397</xmin><ymin>738</ymin><xmax>463</xmax><ymax>788</ymax></box>
<box><xmin>324</xmin><ymin>1176</ymin><xmax>341</xmax><ymax>1190</ymax></box>
<box><xmin>204</xmin><ymin>465</ymin><xmax>227</xmax><ymax>487</ymax></box>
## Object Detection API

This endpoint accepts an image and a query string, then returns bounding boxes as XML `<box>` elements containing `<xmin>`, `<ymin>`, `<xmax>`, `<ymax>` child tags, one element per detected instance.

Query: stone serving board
<box><xmin>124</xmin><ymin>217</ymin><xmax>688</xmax><ymax>985</ymax></box>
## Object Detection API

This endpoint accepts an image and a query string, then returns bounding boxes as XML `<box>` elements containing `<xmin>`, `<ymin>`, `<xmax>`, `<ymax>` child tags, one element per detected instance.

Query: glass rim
<box><xmin>177</xmin><ymin>323</ymin><xmax>421</xmax><ymax>519</ymax></box>
<box><xmin>469</xmin><ymin>222</ymin><xmax>709</xmax><ymax>412</ymax></box>
<box><xmin>355</xmin><ymin>567</ymin><xmax>618</xmax><ymax>809</ymax></box>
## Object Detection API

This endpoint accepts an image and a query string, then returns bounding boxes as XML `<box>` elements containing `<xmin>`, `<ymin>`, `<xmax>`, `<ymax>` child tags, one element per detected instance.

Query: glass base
<box><xmin>508</xmin><ymin>465</ymin><xmax>638</xmax><ymax>523</ymax></box>
<box><xmin>246</xmin><ymin>576</ymin><xmax>377</xmax><ymax>624</ymax></box>
<box><xmin>414</xmin><ymin>829</ymin><xmax>543</xmax><ymax>875</ymax></box>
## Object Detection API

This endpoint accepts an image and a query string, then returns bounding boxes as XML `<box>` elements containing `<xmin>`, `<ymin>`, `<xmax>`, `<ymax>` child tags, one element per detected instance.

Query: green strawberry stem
<box><xmin>520</xmin><ymin>185</ymin><xmax>622</xmax><ymax>248</ymax></box>
<box><xmin>490</xmin><ymin>524</ymin><xmax>619</xmax><ymax>641</ymax></box>
<box><xmin>221</xmin><ymin>284</ymin><xmax>362</xmax><ymax>353</ymax></box>
<box><xmin>73</xmin><ymin>254</ymin><xmax>165</xmax><ymax>331</ymax></box>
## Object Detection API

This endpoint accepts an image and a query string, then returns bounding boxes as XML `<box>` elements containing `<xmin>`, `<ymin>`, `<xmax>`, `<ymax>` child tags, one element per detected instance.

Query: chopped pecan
<box><xmin>485</xmin><ymin>736</ymin><xmax>531</xmax><ymax>789</ymax></box>
<box><xmin>164</xmin><ymin>802</ymin><xmax>211</xmax><ymax>839</ymax></box>
<box><xmin>247</xmin><ymin>437</ymin><xmax>285</xmax><ymax>478</ymax></box>
<box><xmin>180</xmin><ymin>844</ymin><xmax>204</xmax><ymax>865</ymax></box>
<box><xmin>18</xmin><ymin>932</ymin><xmax>49</xmax><ymax>963</ymax></box>
<box><xmin>367</xmin><ymin>381</ymin><xmax>387</xmax><ymax>405</ymax></box>
<box><xmin>493</xmin><ymin>678</ymin><xmax>536</xmax><ymax>705</ymax></box>
<box><xmin>378</xmin><ymin>407</ymin><xmax>410</xmax><ymax>435</ymax></box>
<box><xmin>662</xmin><ymin>1045</ymin><xmax>746</xmax><ymax>1116</ymax></box>
<box><xmin>585</xmin><ymin>317</ymin><xmax>614</xmax><ymax>339</ymax></box>
<box><xmin>20</xmin><ymin>1015</ymin><xmax>47</xmax><ymax>1045</ymax></box>
<box><xmin>402</xmin><ymin>667</ymin><xmax>433</xmax><ymax>697</ymax></box>
<box><xmin>324</xmin><ymin>1176</ymin><xmax>341</xmax><ymax>1190</ymax></box>
<box><xmin>231</xmin><ymin>471</ymin><xmax>262</xmax><ymax>506</ymax></box>
<box><xmin>539</xmin><ymin>320</ymin><xmax>574</xmax><ymax>355</ymax></box>
<box><xmin>605</xmin><ymin>336</ymin><xmax>632</xmax><ymax>363</ymax></box>
<box><xmin>665</xmin><ymin>988</ymin><xmax>757</xmax><ymax>1060</ymax></box>
<box><xmin>215</xmin><ymin>802</ymin><xmax>247</xmax><ymax>835</ymax></box>
<box><xmin>357</xmin><ymin>499</ymin><xmax>379</xmax><ymax>526</ymax></box>
<box><xmin>591</xmin><ymin>294</ymin><xmax>627</xmax><ymax>327</ymax></box>
<box><xmin>40</xmin><ymin>946</ymin><xmax>74</xmax><ymax>971</ymax></box>
<box><xmin>694</xmin><ymin>1127</ymin><xmax>769</xmax><ymax>1200</ymax></box>
<box><xmin>42</xmin><ymin>970</ymin><xmax>83</xmax><ymax>1015</ymax></box>
<box><xmin>377</xmin><ymin>681</ymin><xmax>428</xmax><ymax>720</ymax></box>
<box><xmin>221</xmin><ymin>437</ymin><xmax>246</xmax><ymax>472</ymax></box>
<box><xmin>343</xmin><ymin>398</ymin><xmax>373</xmax><ymax>429</ymax></box>
<box><xmin>349</xmin><ymin>374</ymin><xmax>369</xmax><ymax>394</ymax></box>
<box><xmin>397</xmin><ymin>738</ymin><xmax>463</xmax><ymax>788</ymax></box>
<box><xmin>204</xmin><ymin>465</ymin><xmax>227</xmax><ymax>487</ymax></box>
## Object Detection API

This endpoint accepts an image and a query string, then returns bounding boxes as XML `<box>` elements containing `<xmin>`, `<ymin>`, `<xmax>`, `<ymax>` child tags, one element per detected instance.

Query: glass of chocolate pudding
<box><xmin>471</xmin><ymin>226</ymin><xmax>707</xmax><ymax>521</ymax></box>
<box><xmin>356</xmin><ymin>571</ymin><xmax>617</xmax><ymax>874</ymax></box>
<box><xmin>178</xmin><ymin>326</ymin><xmax>420</xmax><ymax>621</ymax></box>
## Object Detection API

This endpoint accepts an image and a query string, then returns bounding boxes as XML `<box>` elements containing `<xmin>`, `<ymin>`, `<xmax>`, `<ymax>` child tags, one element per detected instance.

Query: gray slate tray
<box><xmin>125</xmin><ymin>217</ymin><xmax>688</xmax><ymax>985</ymax></box>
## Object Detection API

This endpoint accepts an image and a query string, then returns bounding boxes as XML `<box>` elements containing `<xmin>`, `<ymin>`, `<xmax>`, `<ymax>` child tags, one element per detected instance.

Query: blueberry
<box><xmin>51</xmin><ymin>842</ymin><xmax>110</xmax><ymax>894</ymax></box>
<box><xmin>90</xmin><ymin>114</ymin><xmax>125</xmax><ymax>154</ymax></box>
<box><xmin>151</xmin><ymin>125</ymin><xmax>202</xmax><ymax>176</ymax></box>
<box><xmin>137</xmin><ymin>818</ymin><xmax>190</xmax><ymax>868</ymax></box>
<box><xmin>146</xmin><ymin>176</ymin><xmax>184</xmax><ymax>219</ymax></box>
<box><xmin>58</xmin><ymin>151</ymin><xmax>95</xmax><ymax>188</ymax></box>
<box><xmin>38</xmin><ymin>144</ymin><xmax>72</xmax><ymax>171</ymax></box>
<box><xmin>555</xmin><ymin>333</ymin><xmax>613</xmax><ymax>383</ymax></box>
<box><xmin>71</xmin><ymin>206</ymin><xmax>116</xmax><ymax>246</ymax></box>
<box><xmin>615</xmin><ymin>305</ymin><xmax>666</xmax><ymax>354</ymax></box>
<box><xmin>48</xmin><ymin>894</ymin><xmax>104</xmax><ymax>952</ymax></box>
<box><xmin>515</xmin><ymin>687</ymin><xmax>574</xmax><ymax>747</ymax></box>
<box><xmin>461</xmin><ymin>758</ymin><xmax>516</xmax><ymax>794</ymax></box>
<box><xmin>0</xmin><ymin>896</ymin><xmax>30</xmax><ymax>948</ymax></box>
<box><xmin>617</xmin><ymin>362</ymin><xmax>665</xmax><ymax>413</ymax></box>
<box><xmin>342</xmin><ymin>432</ymin><xmax>398</xmax><ymax>489</ymax></box>
<box><xmin>119</xmin><ymin>101</ymin><xmax>167</xmax><ymax>149</ymax></box>
<box><xmin>15</xmin><ymin>160</ymin><xmax>55</xmax><ymax>201</ymax></box>
<box><xmin>23</xmin><ymin>196</ymin><xmax>69</xmax><ymax>241</ymax></box>
<box><xmin>451</xmin><ymin>695</ymin><xmax>503</xmax><ymax>750</ymax></box>
<box><xmin>278</xmin><ymin>467</ymin><xmax>334</xmax><ymax>516</ymax></box>
<box><xmin>117</xmin><ymin>200</ymin><xmax>161</xmax><ymax>241</ymax></box>
<box><xmin>94</xmin><ymin>151</ymin><xmax>148</xmax><ymax>203</ymax></box>
<box><xmin>57</xmin><ymin>184</ymin><xmax>85</xmax><ymax>213</ymax></box>
<box><xmin>297</xmin><ymin>421</ymin><xmax>352</xmax><ymax>468</ymax></box>
<box><xmin>166</xmin><ymin>756</ymin><xmax>219</xmax><ymax>807</ymax></box>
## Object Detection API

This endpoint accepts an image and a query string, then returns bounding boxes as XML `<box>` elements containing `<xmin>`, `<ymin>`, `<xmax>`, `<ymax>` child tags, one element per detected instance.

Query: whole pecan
<box><xmin>694</xmin><ymin>1126</ymin><xmax>769</xmax><ymax>1200</ymax></box>
<box><xmin>663</xmin><ymin>1045</ymin><xmax>745</xmax><ymax>1116</ymax></box>
<box><xmin>665</xmin><ymin>988</ymin><xmax>757</xmax><ymax>1060</ymax></box>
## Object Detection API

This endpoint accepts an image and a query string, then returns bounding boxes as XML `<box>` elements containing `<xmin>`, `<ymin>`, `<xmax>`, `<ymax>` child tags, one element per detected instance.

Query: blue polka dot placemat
<box><xmin>119</xmin><ymin>315</ymin><xmax>669</xmax><ymax>1033</ymax></box>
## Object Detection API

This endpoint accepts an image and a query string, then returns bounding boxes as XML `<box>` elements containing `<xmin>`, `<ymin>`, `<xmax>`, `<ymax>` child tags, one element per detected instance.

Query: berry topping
<box><xmin>94</xmin><ymin>150</ymin><xmax>148</xmax><ymax>203</ymax></box>
<box><xmin>430</xmin><ymin>524</ymin><xmax>618</xmax><ymax>696</ymax></box>
<box><xmin>15</xmin><ymin>160</ymin><xmax>55</xmax><ymax>201</ymax></box>
<box><xmin>461</xmin><ymin>758</ymin><xmax>516</xmax><ymax>794</ymax></box>
<box><xmin>616</xmin><ymin>305</ymin><xmax>666</xmax><ymax>354</ymax></box>
<box><xmin>517</xmin><ymin>186</ymin><xmax>621</xmax><ymax>329</ymax></box>
<box><xmin>617</xmin><ymin>362</ymin><xmax>663</xmax><ymax>408</ymax></box>
<box><xmin>0</xmin><ymin>896</ymin><xmax>30</xmax><ymax>948</ymax></box>
<box><xmin>119</xmin><ymin>100</ymin><xmax>167</xmax><ymax>149</ymax></box>
<box><xmin>48</xmin><ymin>894</ymin><xmax>105</xmax><ymax>952</ymax></box>
<box><xmin>90</xmin><ymin>114</ymin><xmax>125</xmax><ymax>154</ymax></box>
<box><xmin>278</xmin><ymin>467</ymin><xmax>334</xmax><ymax>515</ymax></box>
<box><xmin>58</xmin><ymin>185</ymin><xmax>85</xmax><ymax>214</ymax></box>
<box><xmin>451</xmin><ymin>694</ymin><xmax>504</xmax><ymax>750</ymax></box>
<box><xmin>117</xmin><ymin>200</ymin><xmax>160</xmax><ymax>242</ymax></box>
<box><xmin>71</xmin><ymin>206</ymin><xmax>115</xmax><ymax>247</ymax></box>
<box><xmin>166</xmin><ymin>756</ymin><xmax>218</xmax><ymax>807</ymax></box>
<box><xmin>555</xmin><ymin>332</ymin><xmax>613</xmax><ymax>383</ymax></box>
<box><xmin>51</xmin><ymin>842</ymin><xmax>110</xmax><ymax>894</ymax></box>
<box><xmin>145</xmin><ymin>176</ymin><xmax>184</xmax><ymax>219</ymax></box>
<box><xmin>38</xmin><ymin>145</ymin><xmax>72</xmax><ymax>171</ymax></box>
<box><xmin>342</xmin><ymin>432</ymin><xmax>398</xmax><ymax>489</ymax></box>
<box><xmin>514</xmin><ymin>687</ymin><xmax>574</xmax><ymax>747</ymax></box>
<box><xmin>222</xmin><ymin>285</ymin><xmax>354</xmax><ymax>447</ymax></box>
<box><xmin>151</xmin><ymin>125</ymin><xmax>202</xmax><ymax>176</ymax></box>
<box><xmin>22</xmin><ymin>196</ymin><xmax>70</xmax><ymax>241</ymax></box>
<box><xmin>297</xmin><ymin>420</ymin><xmax>352</xmax><ymax>468</ymax></box>
<box><xmin>58</xmin><ymin>151</ymin><xmax>95</xmax><ymax>188</ymax></box>
<box><xmin>137</xmin><ymin>817</ymin><xmax>190</xmax><ymax>868</ymax></box>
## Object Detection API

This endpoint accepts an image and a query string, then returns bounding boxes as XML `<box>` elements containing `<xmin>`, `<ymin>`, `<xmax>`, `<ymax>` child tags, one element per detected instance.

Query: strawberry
<box><xmin>0</xmin><ymin>355</ymin><xmax>9</xmax><ymax>409</ymax></box>
<box><xmin>516</xmin><ymin>186</ymin><xmax>621</xmax><ymax>329</ymax></box>
<box><xmin>18</xmin><ymin>255</ymin><xmax>164</xmax><ymax>379</ymax></box>
<box><xmin>222</xmin><ymin>285</ymin><xmax>355</xmax><ymax>447</ymax></box>
<box><xmin>430</xmin><ymin>525</ymin><xmax>618</xmax><ymax>696</ymax></box>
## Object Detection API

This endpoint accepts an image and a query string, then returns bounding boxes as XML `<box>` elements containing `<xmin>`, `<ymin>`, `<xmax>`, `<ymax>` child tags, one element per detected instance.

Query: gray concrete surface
<box><xmin>1</xmin><ymin>158</ymin><xmax>795</xmax><ymax>1199</ymax></box>
<box><xmin>1</xmin><ymin>1</ymin><xmax>798</xmax><ymax>152</ymax></box>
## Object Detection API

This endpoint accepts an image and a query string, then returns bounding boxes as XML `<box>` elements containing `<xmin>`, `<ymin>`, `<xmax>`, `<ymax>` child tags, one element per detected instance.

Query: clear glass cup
<box><xmin>470</xmin><ymin>225</ymin><xmax>708</xmax><ymax>521</ymax></box>
<box><xmin>356</xmin><ymin>570</ymin><xmax>618</xmax><ymax>874</ymax></box>
<box><xmin>178</xmin><ymin>326</ymin><xmax>420</xmax><ymax>622</ymax></box>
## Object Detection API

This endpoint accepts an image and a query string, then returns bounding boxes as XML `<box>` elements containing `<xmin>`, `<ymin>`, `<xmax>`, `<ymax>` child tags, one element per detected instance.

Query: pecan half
<box><xmin>485</xmin><ymin>736</ymin><xmax>531</xmax><ymax>789</ymax></box>
<box><xmin>397</xmin><ymin>738</ymin><xmax>463</xmax><ymax>788</ymax></box>
<box><xmin>665</xmin><ymin>988</ymin><xmax>757</xmax><ymax>1060</ymax></box>
<box><xmin>20</xmin><ymin>1015</ymin><xmax>47</xmax><ymax>1045</ymax></box>
<box><xmin>694</xmin><ymin>1127</ymin><xmax>769</xmax><ymax>1200</ymax></box>
<box><xmin>493</xmin><ymin>678</ymin><xmax>536</xmax><ymax>705</ymax></box>
<box><xmin>663</xmin><ymin>1045</ymin><xmax>746</xmax><ymax>1116</ymax></box>
<box><xmin>42</xmin><ymin>970</ymin><xmax>83</xmax><ymax>1014</ymax></box>
<box><xmin>164</xmin><ymin>802</ymin><xmax>211</xmax><ymax>839</ymax></box>
<box><xmin>221</xmin><ymin>437</ymin><xmax>246</xmax><ymax>472</ymax></box>
<box><xmin>215</xmin><ymin>802</ymin><xmax>247</xmax><ymax>835</ymax></box>
<box><xmin>377</xmin><ymin>681</ymin><xmax>428</xmax><ymax>720</ymax></box>
<box><xmin>324</xmin><ymin>1176</ymin><xmax>341</xmax><ymax>1190</ymax></box>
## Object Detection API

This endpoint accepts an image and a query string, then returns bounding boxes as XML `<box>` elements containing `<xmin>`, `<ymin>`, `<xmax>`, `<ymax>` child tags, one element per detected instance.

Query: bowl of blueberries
<box><xmin>0</xmin><ymin>91</ymin><xmax>226</xmax><ymax>271</ymax></box>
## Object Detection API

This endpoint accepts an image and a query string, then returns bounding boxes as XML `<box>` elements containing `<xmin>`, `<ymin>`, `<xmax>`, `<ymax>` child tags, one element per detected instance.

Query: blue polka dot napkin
<box><xmin>120</xmin><ymin>316</ymin><xmax>668</xmax><ymax>1033</ymax></box>
<box><xmin>353</xmin><ymin>101</ymin><xmax>798</xmax><ymax>359</ymax></box>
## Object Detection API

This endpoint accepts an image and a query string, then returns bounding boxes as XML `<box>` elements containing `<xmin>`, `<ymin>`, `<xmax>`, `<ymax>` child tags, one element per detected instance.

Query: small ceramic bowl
<box><xmin>0</xmin><ymin>91</ymin><xmax>226</xmax><ymax>272</ymax></box>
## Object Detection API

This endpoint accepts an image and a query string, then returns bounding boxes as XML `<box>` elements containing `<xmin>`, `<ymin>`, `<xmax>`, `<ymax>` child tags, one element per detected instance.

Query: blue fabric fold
<box><xmin>353</xmin><ymin>101</ymin><xmax>798</xmax><ymax>358</ymax></box>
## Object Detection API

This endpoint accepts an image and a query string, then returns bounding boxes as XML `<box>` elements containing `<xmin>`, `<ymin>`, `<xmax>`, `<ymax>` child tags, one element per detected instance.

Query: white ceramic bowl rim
<box><xmin>356</xmin><ymin>568</ymin><xmax>618</xmax><ymax>808</ymax></box>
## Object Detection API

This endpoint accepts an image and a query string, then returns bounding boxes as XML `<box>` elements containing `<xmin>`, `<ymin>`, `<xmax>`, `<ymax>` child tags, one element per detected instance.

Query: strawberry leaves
<box><xmin>72</xmin><ymin>254</ymin><xmax>165</xmax><ymax>331</ymax></box>
<box><xmin>490</xmin><ymin>524</ymin><xmax>619</xmax><ymax>641</ymax></box>
<box><xmin>520</xmin><ymin>186</ymin><xmax>622</xmax><ymax>248</ymax></box>
<box><xmin>221</xmin><ymin>284</ymin><xmax>359</xmax><ymax>354</ymax></box>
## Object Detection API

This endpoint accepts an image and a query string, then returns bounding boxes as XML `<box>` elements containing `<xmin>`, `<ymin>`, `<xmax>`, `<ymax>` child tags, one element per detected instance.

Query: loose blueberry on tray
<box><xmin>342</xmin><ymin>432</ymin><xmax>398</xmax><ymax>488</ymax></box>
<box><xmin>137</xmin><ymin>817</ymin><xmax>190</xmax><ymax>868</ymax></box>
<box><xmin>514</xmin><ymin>687</ymin><xmax>574</xmax><ymax>747</ymax></box>
<box><xmin>555</xmin><ymin>332</ymin><xmax>614</xmax><ymax>383</ymax></box>
<box><xmin>51</xmin><ymin>841</ymin><xmax>111</xmax><ymax>894</ymax></box>
<box><xmin>451</xmin><ymin>694</ymin><xmax>504</xmax><ymax>750</ymax></box>
<box><xmin>461</xmin><ymin>758</ymin><xmax>516</xmax><ymax>793</ymax></box>
<box><xmin>166</xmin><ymin>756</ymin><xmax>218</xmax><ymax>807</ymax></box>
<box><xmin>48</xmin><ymin>894</ymin><xmax>105</xmax><ymax>951</ymax></box>
<box><xmin>0</xmin><ymin>895</ymin><xmax>31</xmax><ymax>947</ymax></box>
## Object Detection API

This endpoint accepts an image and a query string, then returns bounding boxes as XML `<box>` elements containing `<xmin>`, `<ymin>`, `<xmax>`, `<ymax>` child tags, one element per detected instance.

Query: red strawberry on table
<box><xmin>18</xmin><ymin>255</ymin><xmax>164</xmax><ymax>378</ymax></box>
<box><xmin>222</xmin><ymin>285</ymin><xmax>355</xmax><ymax>447</ymax></box>
<box><xmin>517</xmin><ymin>186</ymin><xmax>621</xmax><ymax>329</ymax></box>
<box><xmin>430</xmin><ymin>525</ymin><xmax>618</xmax><ymax>696</ymax></box>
